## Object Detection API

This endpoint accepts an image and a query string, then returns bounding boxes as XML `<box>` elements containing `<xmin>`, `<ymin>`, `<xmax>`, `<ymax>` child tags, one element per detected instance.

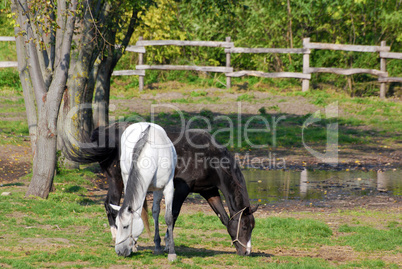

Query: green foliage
<box><xmin>131</xmin><ymin>0</ymin><xmax>186</xmax><ymax>63</ymax></box>
<box><xmin>114</xmin><ymin>0</ymin><xmax>402</xmax><ymax>94</ymax></box>
<box><xmin>0</xmin><ymin>2</ymin><xmax>14</xmax><ymax>37</ymax></box>
<box><xmin>0</xmin><ymin>69</ymin><xmax>21</xmax><ymax>89</ymax></box>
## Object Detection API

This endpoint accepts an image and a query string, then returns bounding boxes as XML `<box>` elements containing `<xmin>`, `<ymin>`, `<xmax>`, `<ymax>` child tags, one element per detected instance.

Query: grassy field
<box><xmin>0</xmin><ymin>170</ymin><xmax>401</xmax><ymax>268</ymax></box>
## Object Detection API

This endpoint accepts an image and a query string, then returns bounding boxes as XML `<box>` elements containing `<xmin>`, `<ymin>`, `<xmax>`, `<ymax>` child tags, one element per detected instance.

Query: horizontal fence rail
<box><xmin>379</xmin><ymin>77</ymin><xmax>402</xmax><ymax>83</ymax></box>
<box><xmin>226</xmin><ymin>70</ymin><xmax>311</xmax><ymax>79</ymax></box>
<box><xmin>380</xmin><ymin>52</ymin><xmax>402</xmax><ymax>60</ymax></box>
<box><xmin>306</xmin><ymin>42</ymin><xmax>390</xmax><ymax>52</ymax></box>
<box><xmin>0</xmin><ymin>61</ymin><xmax>18</xmax><ymax>68</ymax></box>
<box><xmin>136</xmin><ymin>64</ymin><xmax>233</xmax><ymax>73</ymax></box>
<box><xmin>136</xmin><ymin>40</ymin><xmax>234</xmax><ymax>48</ymax></box>
<box><xmin>111</xmin><ymin>70</ymin><xmax>145</xmax><ymax>76</ymax></box>
<box><xmin>1</xmin><ymin>36</ymin><xmax>401</xmax><ymax>98</ymax></box>
<box><xmin>225</xmin><ymin>47</ymin><xmax>306</xmax><ymax>54</ymax></box>
<box><xmin>0</xmin><ymin>37</ymin><xmax>16</xmax><ymax>41</ymax></box>
<box><xmin>306</xmin><ymin>67</ymin><xmax>387</xmax><ymax>77</ymax></box>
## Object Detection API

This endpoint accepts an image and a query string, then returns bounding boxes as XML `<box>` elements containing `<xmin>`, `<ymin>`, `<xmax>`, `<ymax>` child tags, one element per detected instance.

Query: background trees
<box><xmin>11</xmin><ymin>0</ymin><xmax>154</xmax><ymax>198</ymax></box>
<box><xmin>119</xmin><ymin>0</ymin><xmax>401</xmax><ymax>90</ymax></box>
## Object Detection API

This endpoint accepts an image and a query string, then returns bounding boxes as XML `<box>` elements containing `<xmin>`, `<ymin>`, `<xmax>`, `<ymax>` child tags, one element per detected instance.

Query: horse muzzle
<box><xmin>115</xmin><ymin>234</ymin><xmax>136</xmax><ymax>257</ymax></box>
<box><xmin>235</xmin><ymin>239</ymin><xmax>252</xmax><ymax>256</ymax></box>
<box><xmin>116</xmin><ymin>246</ymin><xmax>132</xmax><ymax>257</ymax></box>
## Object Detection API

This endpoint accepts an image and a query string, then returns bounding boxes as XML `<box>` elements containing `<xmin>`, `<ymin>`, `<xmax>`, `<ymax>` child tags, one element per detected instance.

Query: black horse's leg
<box><xmin>164</xmin><ymin>178</ymin><xmax>190</xmax><ymax>249</ymax></box>
<box><xmin>152</xmin><ymin>190</ymin><xmax>164</xmax><ymax>255</ymax></box>
<box><xmin>103</xmin><ymin>162</ymin><xmax>124</xmax><ymax>240</ymax></box>
<box><xmin>172</xmin><ymin>178</ymin><xmax>191</xmax><ymax>226</ymax></box>
<box><xmin>200</xmin><ymin>188</ymin><xmax>230</xmax><ymax>226</ymax></box>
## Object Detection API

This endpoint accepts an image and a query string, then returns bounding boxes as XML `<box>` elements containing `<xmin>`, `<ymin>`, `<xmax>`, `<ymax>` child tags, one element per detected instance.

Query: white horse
<box><xmin>110</xmin><ymin>122</ymin><xmax>177</xmax><ymax>261</ymax></box>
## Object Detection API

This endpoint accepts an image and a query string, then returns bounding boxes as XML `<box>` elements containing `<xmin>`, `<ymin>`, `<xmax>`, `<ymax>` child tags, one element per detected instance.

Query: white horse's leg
<box><xmin>163</xmin><ymin>180</ymin><xmax>176</xmax><ymax>261</ymax></box>
<box><xmin>152</xmin><ymin>190</ymin><xmax>163</xmax><ymax>255</ymax></box>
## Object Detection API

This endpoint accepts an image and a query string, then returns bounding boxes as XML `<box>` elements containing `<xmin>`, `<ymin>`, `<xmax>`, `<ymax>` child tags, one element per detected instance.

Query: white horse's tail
<box><xmin>141</xmin><ymin>200</ymin><xmax>151</xmax><ymax>237</ymax></box>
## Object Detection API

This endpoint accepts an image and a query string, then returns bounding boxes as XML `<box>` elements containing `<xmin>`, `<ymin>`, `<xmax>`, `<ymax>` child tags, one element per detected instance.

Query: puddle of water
<box><xmin>243</xmin><ymin>169</ymin><xmax>402</xmax><ymax>204</ymax></box>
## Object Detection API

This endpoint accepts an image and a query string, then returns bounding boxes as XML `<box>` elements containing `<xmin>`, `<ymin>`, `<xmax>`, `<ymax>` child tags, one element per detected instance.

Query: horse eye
<box><xmin>123</xmin><ymin>225</ymin><xmax>129</xmax><ymax>229</ymax></box>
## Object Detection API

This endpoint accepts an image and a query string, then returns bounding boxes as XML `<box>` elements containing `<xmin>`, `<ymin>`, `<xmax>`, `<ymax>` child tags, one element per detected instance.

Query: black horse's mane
<box><xmin>217</xmin><ymin>143</ymin><xmax>249</xmax><ymax>209</ymax></box>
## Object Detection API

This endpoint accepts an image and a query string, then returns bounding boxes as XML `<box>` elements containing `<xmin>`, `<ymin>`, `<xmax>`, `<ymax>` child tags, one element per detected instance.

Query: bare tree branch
<box><xmin>50</xmin><ymin>0</ymin><xmax>78</xmax><ymax>108</ymax></box>
<box><xmin>113</xmin><ymin>5</ymin><xmax>140</xmax><ymax>67</ymax></box>
<box><xmin>12</xmin><ymin>0</ymin><xmax>38</xmax><ymax>152</ymax></box>
<box><xmin>15</xmin><ymin>0</ymin><xmax>47</xmax><ymax>109</ymax></box>
<box><xmin>55</xmin><ymin>0</ymin><xmax>68</xmax><ymax>67</ymax></box>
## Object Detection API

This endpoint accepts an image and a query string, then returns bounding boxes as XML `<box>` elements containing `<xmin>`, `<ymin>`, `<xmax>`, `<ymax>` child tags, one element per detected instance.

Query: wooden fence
<box><xmin>0</xmin><ymin>36</ymin><xmax>18</xmax><ymax>68</ymax></box>
<box><xmin>2</xmin><ymin>36</ymin><xmax>402</xmax><ymax>98</ymax></box>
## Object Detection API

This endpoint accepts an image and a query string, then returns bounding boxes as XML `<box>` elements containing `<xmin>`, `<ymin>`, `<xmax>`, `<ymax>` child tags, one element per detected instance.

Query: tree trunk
<box><xmin>58</xmin><ymin>1</ymin><xmax>100</xmax><ymax>161</ymax></box>
<box><xmin>26</xmin><ymin>112</ymin><xmax>58</xmax><ymax>198</ymax></box>
<box><xmin>14</xmin><ymin>0</ymin><xmax>144</xmax><ymax>198</ymax></box>
<box><xmin>93</xmin><ymin>56</ymin><xmax>113</xmax><ymax>128</ymax></box>
<box><xmin>61</xmin><ymin>1</ymin><xmax>142</xmax><ymax>136</ymax></box>
<box><xmin>13</xmin><ymin>0</ymin><xmax>78</xmax><ymax>198</ymax></box>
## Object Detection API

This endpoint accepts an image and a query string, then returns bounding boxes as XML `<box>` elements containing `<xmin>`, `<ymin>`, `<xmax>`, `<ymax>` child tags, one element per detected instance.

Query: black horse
<box><xmin>63</xmin><ymin>122</ymin><xmax>258</xmax><ymax>255</ymax></box>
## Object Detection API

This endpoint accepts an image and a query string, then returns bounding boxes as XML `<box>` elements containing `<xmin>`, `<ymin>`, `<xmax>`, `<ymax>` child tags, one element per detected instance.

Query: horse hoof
<box><xmin>168</xmin><ymin>253</ymin><xmax>177</xmax><ymax>262</ymax></box>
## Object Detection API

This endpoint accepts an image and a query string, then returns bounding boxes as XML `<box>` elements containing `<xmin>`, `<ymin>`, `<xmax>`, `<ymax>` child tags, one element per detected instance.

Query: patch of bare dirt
<box><xmin>271</xmin><ymin>245</ymin><xmax>357</xmax><ymax>263</ymax></box>
<box><xmin>0</xmin><ymin>142</ymin><xmax>31</xmax><ymax>183</ymax></box>
<box><xmin>20</xmin><ymin>237</ymin><xmax>71</xmax><ymax>246</ymax></box>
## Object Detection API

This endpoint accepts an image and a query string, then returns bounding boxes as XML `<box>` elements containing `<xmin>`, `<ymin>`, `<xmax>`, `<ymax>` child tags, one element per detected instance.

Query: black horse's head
<box><xmin>227</xmin><ymin>205</ymin><xmax>258</xmax><ymax>255</ymax></box>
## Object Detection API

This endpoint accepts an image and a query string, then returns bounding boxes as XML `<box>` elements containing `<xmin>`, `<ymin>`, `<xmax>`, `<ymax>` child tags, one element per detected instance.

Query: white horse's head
<box><xmin>110</xmin><ymin>204</ymin><xmax>144</xmax><ymax>257</ymax></box>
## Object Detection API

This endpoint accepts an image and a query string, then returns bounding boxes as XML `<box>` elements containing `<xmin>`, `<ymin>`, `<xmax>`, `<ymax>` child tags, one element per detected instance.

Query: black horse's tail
<box><xmin>62</xmin><ymin>122</ymin><xmax>131</xmax><ymax>167</ymax></box>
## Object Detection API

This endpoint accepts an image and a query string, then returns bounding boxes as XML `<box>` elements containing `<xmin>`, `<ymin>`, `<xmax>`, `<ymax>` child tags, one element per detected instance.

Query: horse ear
<box><xmin>110</xmin><ymin>204</ymin><xmax>121</xmax><ymax>211</ymax></box>
<box><xmin>249</xmin><ymin>204</ymin><xmax>259</xmax><ymax>214</ymax></box>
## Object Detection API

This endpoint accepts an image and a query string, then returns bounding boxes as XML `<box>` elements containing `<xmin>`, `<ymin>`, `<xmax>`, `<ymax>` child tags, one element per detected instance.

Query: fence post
<box><xmin>138</xmin><ymin>36</ymin><xmax>144</xmax><ymax>91</ymax></box>
<box><xmin>226</xmin><ymin>36</ymin><xmax>231</xmax><ymax>89</ymax></box>
<box><xmin>380</xmin><ymin>41</ymin><xmax>386</xmax><ymax>99</ymax></box>
<box><xmin>302</xmin><ymin>38</ymin><xmax>310</xmax><ymax>92</ymax></box>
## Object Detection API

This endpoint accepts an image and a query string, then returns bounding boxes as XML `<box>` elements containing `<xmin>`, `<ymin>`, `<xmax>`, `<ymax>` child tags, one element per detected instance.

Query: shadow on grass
<box><xmin>1</xmin><ymin>182</ymin><xmax>25</xmax><ymax>187</ymax></box>
<box><xmin>131</xmin><ymin>245</ymin><xmax>273</xmax><ymax>258</ymax></box>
